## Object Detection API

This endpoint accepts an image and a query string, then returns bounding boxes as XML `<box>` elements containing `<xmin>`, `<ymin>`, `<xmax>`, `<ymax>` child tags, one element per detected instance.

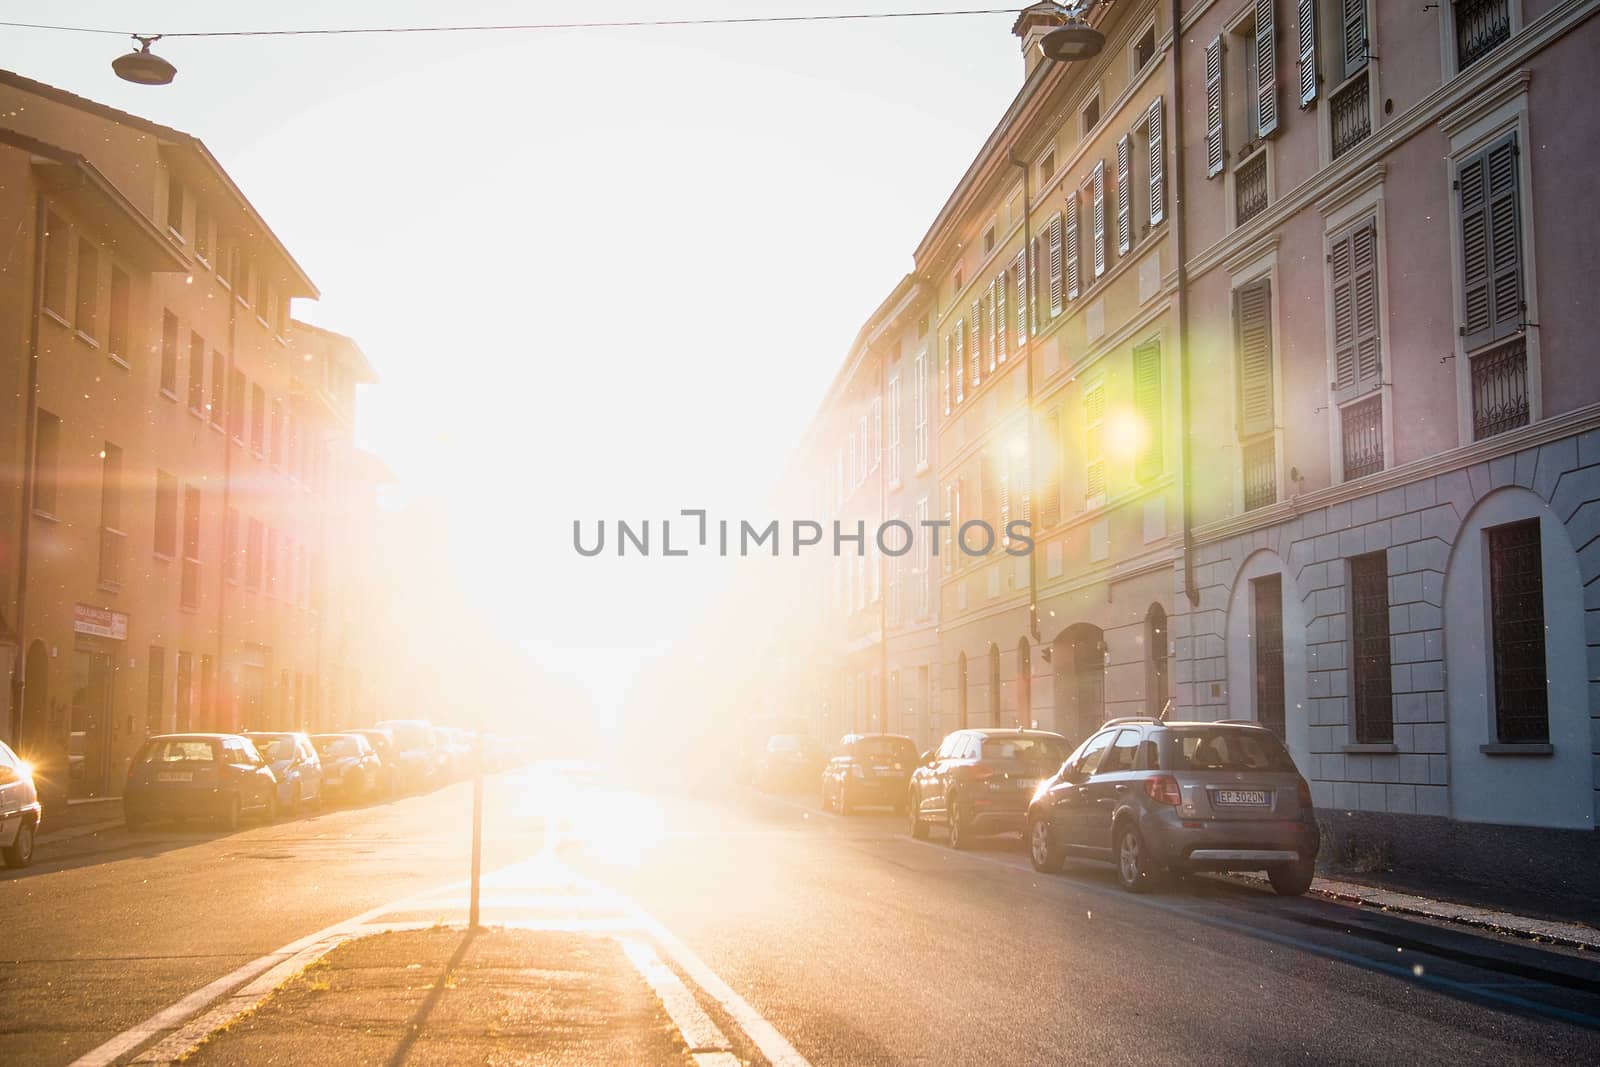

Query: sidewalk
<box><xmin>176</xmin><ymin>927</ymin><xmax>734</xmax><ymax>1066</ymax></box>
<box><xmin>38</xmin><ymin>796</ymin><xmax>123</xmax><ymax>839</ymax></box>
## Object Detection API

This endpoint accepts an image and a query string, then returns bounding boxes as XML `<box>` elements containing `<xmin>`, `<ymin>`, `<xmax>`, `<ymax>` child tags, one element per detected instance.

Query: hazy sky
<box><xmin>4</xmin><ymin>1</ymin><xmax>1025</xmax><ymax>719</ymax></box>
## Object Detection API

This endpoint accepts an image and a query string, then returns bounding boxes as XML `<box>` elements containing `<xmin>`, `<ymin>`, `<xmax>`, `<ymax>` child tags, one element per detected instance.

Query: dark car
<box><xmin>1025</xmin><ymin>719</ymin><xmax>1320</xmax><ymax>895</ymax></box>
<box><xmin>754</xmin><ymin>734</ymin><xmax>825</xmax><ymax>792</ymax></box>
<box><xmin>352</xmin><ymin>728</ymin><xmax>402</xmax><ymax>796</ymax></box>
<box><xmin>311</xmin><ymin>733</ymin><xmax>382</xmax><ymax>803</ymax></box>
<box><xmin>375</xmin><ymin>719</ymin><xmax>436</xmax><ymax>792</ymax></box>
<box><xmin>243</xmin><ymin>732</ymin><xmax>324</xmax><ymax>814</ymax></box>
<box><xmin>821</xmin><ymin>734</ymin><xmax>919</xmax><ymax>814</ymax></box>
<box><xmin>124</xmin><ymin>734</ymin><xmax>278</xmax><ymax>830</ymax></box>
<box><xmin>908</xmin><ymin>729</ymin><xmax>1072</xmax><ymax>849</ymax></box>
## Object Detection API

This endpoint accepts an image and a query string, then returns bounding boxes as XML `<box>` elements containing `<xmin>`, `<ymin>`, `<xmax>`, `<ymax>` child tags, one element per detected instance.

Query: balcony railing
<box><xmin>98</xmin><ymin>526</ymin><xmax>126</xmax><ymax>590</ymax></box>
<box><xmin>1236</xmin><ymin>152</ymin><xmax>1268</xmax><ymax>225</ymax></box>
<box><xmin>181</xmin><ymin>557</ymin><xmax>202</xmax><ymax>612</ymax></box>
<box><xmin>1330</xmin><ymin>73</ymin><xmax>1371</xmax><ymax>160</ymax></box>
<box><xmin>1471</xmin><ymin>337</ymin><xmax>1529</xmax><ymax>441</ymax></box>
<box><xmin>1242</xmin><ymin>437</ymin><xmax>1277</xmax><ymax>512</ymax></box>
<box><xmin>1456</xmin><ymin>0</ymin><xmax>1511</xmax><ymax>72</ymax></box>
<box><xmin>1341</xmin><ymin>394</ymin><xmax>1384</xmax><ymax>480</ymax></box>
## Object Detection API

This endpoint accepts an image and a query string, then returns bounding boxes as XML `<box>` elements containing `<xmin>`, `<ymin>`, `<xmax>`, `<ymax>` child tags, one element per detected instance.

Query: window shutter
<box><xmin>1297</xmin><ymin>0</ymin><xmax>1317</xmax><ymax>107</ymax></box>
<box><xmin>1013</xmin><ymin>250</ymin><xmax>1029</xmax><ymax>343</ymax></box>
<box><xmin>1331</xmin><ymin>219</ymin><xmax>1381</xmax><ymax>402</ymax></box>
<box><xmin>942</xmin><ymin>342</ymin><xmax>952</xmax><ymax>414</ymax></box>
<box><xmin>1134</xmin><ymin>340</ymin><xmax>1163</xmax><ymax>482</ymax></box>
<box><xmin>1147</xmin><ymin>97</ymin><xmax>1166</xmax><ymax>226</ymax></box>
<box><xmin>1048</xmin><ymin>213</ymin><xmax>1065</xmax><ymax>315</ymax></box>
<box><xmin>970</xmin><ymin>299</ymin><xmax>983</xmax><ymax>387</ymax></box>
<box><xmin>986</xmin><ymin>280</ymin><xmax>998</xmax><ymax>371</ymax></box>
<box><xmin>1235</xmin><ymin>279</ymin><xmax>1276</xmax><ymax>436</ymax></box>
<box><xmin>1030</xmin><ymin>236</ymin><xmax>1043</xmax><ymax>331</ymax></box>
<box><xmin>1205</xmin><ymin>37</ymin><xmax>1225</xmax><ymax>177</ymax></box>
<box><xmin>1459</xmin><ymin>132</ymin><xmax>1522</xmax><ymax>350</ymax></box>
<box><xmin>1255</xmin><ymin>0</ymin><xmax>1279</xmax><ymax>138</ymax></box>
<box><xmin>1342</xmin><ymin>0</ymin><xmax>1367</xmax><ymax>77</ymax></box>
<box><xmin>1065</xmin><ymin>190</ymin><xmax>1081</xmax><ymax>299</ymax></box>
<box><xmin>1092</xmin><ymin>161</ymin><xmax>1107</xmax><ymax>278</ymax></box>
<box><xmin>995</xmin><ymin>271</ymin><xmax>1008</xmax><ymax>363</ymax></box>
<box><xmin>954</xmin><ymin>324</ymin><xmax>966</xmax><ymax>404</ymax></box>
<box><xmin>1116</xmin><ymin>134</ymin><xmax>1132</xmax><ymax>255</ymax></box>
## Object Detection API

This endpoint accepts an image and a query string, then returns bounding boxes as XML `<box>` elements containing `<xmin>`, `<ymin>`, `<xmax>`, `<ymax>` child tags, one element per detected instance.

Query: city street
<box><xmin>4</xmin><ymin>763</ymin><xmax>1598</xmax><ymax>1066</ymax></box>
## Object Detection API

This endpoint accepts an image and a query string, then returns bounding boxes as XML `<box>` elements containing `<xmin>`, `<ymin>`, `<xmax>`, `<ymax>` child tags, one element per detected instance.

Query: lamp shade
<box><xmin>113</xmin><ymin>41</ymin><xmax>177</xmax><ymax>85</ymax></box>
<box><xmin>1040</xmin><ymin>22</ymin><xmax>1106</xmax><ymax>63</ymax></box>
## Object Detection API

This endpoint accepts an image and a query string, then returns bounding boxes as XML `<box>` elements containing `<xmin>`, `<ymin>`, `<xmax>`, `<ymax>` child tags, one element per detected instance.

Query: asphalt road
<box><xmin>3</xmin><ymin>762</ymin><xmax>1599</xmax><ymax>1066</ymax></box>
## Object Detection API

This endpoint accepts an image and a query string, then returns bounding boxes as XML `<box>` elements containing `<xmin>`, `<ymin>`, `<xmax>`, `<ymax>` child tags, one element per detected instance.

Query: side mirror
<box><xmin>919</xmin><ymin>751</ymin><xmax>935</xmax><ymax>767</ymax></box>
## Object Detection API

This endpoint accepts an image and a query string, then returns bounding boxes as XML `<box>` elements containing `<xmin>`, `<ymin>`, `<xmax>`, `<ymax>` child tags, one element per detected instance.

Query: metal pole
<box><xmin>468</xmin><ymin>732</ymin><xmax>484</xmax><ymax>930</ymax></box>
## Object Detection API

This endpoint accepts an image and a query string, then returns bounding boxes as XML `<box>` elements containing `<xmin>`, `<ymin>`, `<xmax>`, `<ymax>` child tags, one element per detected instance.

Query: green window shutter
<box><xmin>1134</xmin><ymin>340</ymin><xmax>1163</xmax><ymax>482</ymax></box>
<box><xmin>1235</xmin><ymin>279</ymin><xmax>1275</xmax><ymax>437</ymax></box>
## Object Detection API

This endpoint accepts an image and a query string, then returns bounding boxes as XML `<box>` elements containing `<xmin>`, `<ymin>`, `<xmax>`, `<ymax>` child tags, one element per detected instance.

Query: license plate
<box><xmin>157</xmin><ymin>771</ymin><xmax>193</xmax><ymax>783</ymax></box>
<box><xmin>1213</xmin><ymin>789</ymin><xmax>1269</xmax><ymax>806</ymax></box>
<box><xmin>876</xmin><ymin>767</ymin><xmax>900</xmax><ymax>777</ymax></box>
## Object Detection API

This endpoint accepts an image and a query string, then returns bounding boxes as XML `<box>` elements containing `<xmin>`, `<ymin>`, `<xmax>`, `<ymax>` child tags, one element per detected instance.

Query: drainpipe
<box><xmin>878</xmin><ymin>345</ymin><xmax>888</xmax><ymax>734</ymax></box>
<box><xmin>1009</xmin><ymin>152</ymin><xmax>1041</xmax><ymax>646</ymax></box>
<box><xmin>216</xmin><ymin>281</ymin><xmax>237</xmax><ymax>730</ymax></box>
<box><xmin>9</xmin><ymin>192</ymin><xmax>47</xmax><ymax>745</ymax></box>
<box><xmin>1170</xmin><ymin>0</ymin><xmax>1199</xmax><ymax>609</ymax></box>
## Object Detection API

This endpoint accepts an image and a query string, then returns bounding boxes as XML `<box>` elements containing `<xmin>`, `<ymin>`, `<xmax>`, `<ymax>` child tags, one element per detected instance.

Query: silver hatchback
<box><xmin>1026</xmin><ymin>719</ymin><xmax>1320</xmax><ymax>895</ymax></box>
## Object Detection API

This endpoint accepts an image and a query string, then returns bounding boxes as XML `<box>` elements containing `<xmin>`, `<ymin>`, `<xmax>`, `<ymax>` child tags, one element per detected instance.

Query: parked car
<box><xmin>243</xmin><ymin>732</ymin><xmax>324</xmax><ymax>814</ymax></box>
<box><xmin>753</xmin><ymin>734</ymin><xmax>825</xmax><ymax>792</ymax></box>
<box><xmin>821</xmin><ymin>734</ymin><xmax>919</xmax><ymax>814</ymax></box>
<box><xmin>352</xmin><ymin>728</ymin><xmax>401</xmax><ymax>796</ymax></box>
<box><xmin>375</xmin><ymin>719</ymin><xmax>436</xmax><ymax>792</ymax></box>
<box><xmin>0</xmin><ymin>739</ymin><xmax>42</xmax><ymax>868</ymax></box>
<box><xmin>311</xmin><ymin>733</ymin><xmax>381</xmax><ymax>802</ymax></box>
<box><xmin>1025</xmin><ymin>718</ymin><xmax>1320</xmax><ymax>895</ymax></box>
<box><xmin>437</xmin><ymin>727</ymin><xmax>472</xmax><ymax>781</ymax></box>
<box><xmin>124</xmin><ymin>734</ymin><xmax>278</xmax><ymax>830</ymax></box>
<box><xmin>908</xmin><ymin>729</ymin><xmax>1072</xmax><ymax>849</ymax></box>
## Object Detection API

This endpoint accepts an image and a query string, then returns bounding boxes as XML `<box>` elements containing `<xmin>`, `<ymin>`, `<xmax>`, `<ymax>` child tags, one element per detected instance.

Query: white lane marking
<box><xmin>619</xmin><ymin>937</ymin><xmax>731</xmax><ymax>1055</ymax></box>
<box><xmin>128</xmin><ymin>935</ymin><xmax>355</xmax><ymax>1065</ymax></box>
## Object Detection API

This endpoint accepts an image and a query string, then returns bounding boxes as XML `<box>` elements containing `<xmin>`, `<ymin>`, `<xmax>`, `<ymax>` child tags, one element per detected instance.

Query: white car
<box><xmin>0</xmin><ymin>740</ymin><xmax>42</xmax><ymax>868</ymax></box>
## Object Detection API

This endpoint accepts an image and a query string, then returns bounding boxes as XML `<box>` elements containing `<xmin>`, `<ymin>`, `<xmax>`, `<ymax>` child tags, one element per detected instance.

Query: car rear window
<box><xmin>1169</xmin><ymin>729</ymin><xmax>1297</xmax><ymax>773</ymax></box>
<box><xmin>981</xmin><ymin>736</ymin><xmax>1068</xmax><ymax>765</ymax></box>
<box><xmin>249</xmin><ymin>737</ymin><xmax>296</xmax><ymax>762</ymax></box>
<box><xmin>141</xmin><ymin>739</ymin><xmax>217</xmax><ymax>763</ymax></box>
<box><xmin>850</xmin><ymin>737</ymin><xmax>916</xmax><ymax>761</ymax></box>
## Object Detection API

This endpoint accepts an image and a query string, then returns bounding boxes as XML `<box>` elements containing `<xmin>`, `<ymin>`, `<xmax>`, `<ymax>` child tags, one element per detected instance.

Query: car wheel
<box><xmin>2</xmin><ymin>818</ymin><xmax>36</xmax><ymax>868</ymax></box>
<box><xmin>908</xmin><ymin>792</ymin><xmax>928</xmax><ymax>840</ymax></box>
<box><xmin>1115</xmin><ymin>822</ymin><xmax>1162</xmax><ymax>893</ymax></box>
<box><xmin>1028</xmin><ymin>815</ymin><xmax>1065</xmax><ymax>874</ymax></box>
<box><xmin>947</xmin><ymin>795</ymin><xmax>971</xmax><ymax>850</ymax></box>
<box><xmin>217</xmin><ymin>793</ymin><xmax>241</xmax><ymax>832</ymax></box>
<box><xmin>1268</xmin><ymin>859</ymin><xmax>1316</xmax><ymax>897</ymax></box>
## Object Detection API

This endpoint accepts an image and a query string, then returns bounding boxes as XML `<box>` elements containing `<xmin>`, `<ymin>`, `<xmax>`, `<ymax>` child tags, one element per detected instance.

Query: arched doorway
<box><xmin>986</xmin><ymin>644</ymin><xmax>1000</xmax><ymax>726</ymax></box>
<box><xmin>1051</xmin><ymin>623</ymin><xmax>1105</xmax><ymax>742</ymax></box>
<box><xmin>956</xmin><ymin>652</ymin><xmax>969</xmax><ymax>730</ymax></box>
<box><xmin>1145</xmin><ymin>604</ymin><xmax>1169</xmax><ymax>716</ymax></box>
<box><xmin>1016</xmin><ymin>638</ymin><xmax>1032</xmax><ymax>728</ymax></box>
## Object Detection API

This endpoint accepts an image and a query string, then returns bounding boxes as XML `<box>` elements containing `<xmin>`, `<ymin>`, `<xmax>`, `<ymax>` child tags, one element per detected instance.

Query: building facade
<box><xmin>0</xmin><ymin>71</ymin><xmax>379</xmax><ymax>804</ymax></box>
<box><xmin>744</xmin><ymin>0</ymin><xmax>1600</xmax><ymax>893</ymax></box>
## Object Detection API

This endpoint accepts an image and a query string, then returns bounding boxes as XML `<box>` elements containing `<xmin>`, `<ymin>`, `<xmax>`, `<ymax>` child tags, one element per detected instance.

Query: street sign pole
<box><xmin>468</xmin><ymin>732</ymin><xmax>484</xmax><ymax>930</ymax></box>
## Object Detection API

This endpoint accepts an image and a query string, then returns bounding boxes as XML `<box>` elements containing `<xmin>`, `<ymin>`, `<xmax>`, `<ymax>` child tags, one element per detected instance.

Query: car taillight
<box><xmin>1296</xmin><ymin>778</ymin><xmax>1313</xmax><ymax>809</ymax></box>
<box><xmin>1145</xmin><ymin>775</ymin><xmax>1182</xmax><ymax>806</ymax></box>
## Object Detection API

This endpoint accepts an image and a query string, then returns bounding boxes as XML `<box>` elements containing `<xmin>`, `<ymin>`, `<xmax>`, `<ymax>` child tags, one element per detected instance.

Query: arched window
<box><xmin>1145</xmin><ymin>604</ymin><xmax>1169</xmax><ymax>716</ymax></box>
<box><xmin>987</xmin><ymin>644</ymin><xmax>1001</xmax><ymax>726</ymax></box>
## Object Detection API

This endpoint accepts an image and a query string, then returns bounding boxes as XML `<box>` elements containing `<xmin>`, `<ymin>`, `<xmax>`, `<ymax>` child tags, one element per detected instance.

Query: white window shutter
<box><xmin>1116</xmin><ymin>134</ymin><xmax>1132</xmax><ymax>255</ymax></box>
<box><xmin>1065</xmin><ymin>190</ymin><xmax>1081</xmax><ymax>299</ymax></box>
<box><xmin>1235</xmin><ymin>280</ymin><xmax>1275</xmax><ymax>437</ymax></box>
<box><xmin>1013</xmin><ymin>250</ymin><xmax>1029</xmax><ymax>344</ymax></box>
<box><xmin>1092</xmin><ymin>161</ymin><xmax>1107</xmax><ymax>279</ymax></box>
<box><xmin>943</xmin><ymin>342</ymin><xmax>952</xmax><ymax>414</ymax></box>
<box><xmin>970</xmin><ymin>299</ymin><xmax>983</xmax><ymax>387</ymax></box>
<box><xmin>985</xmin><ymin>280</ymin><xmax>998</xmax><ymax>371</ymax></box>
<box><xmin>1256</xmin><ymin>0</ymin><xmax>1279</xmax><ymax>138</ymax></box>
<box><xmin>1147</xmin><ymin>97</ymin><xmax>1166</xmax><ymax>226</ymax></box>
<box><xmin>1297</xmin><ymin>0</ymin><xmax>1317</xmax><ymax>107</ymax></box>
<box><xmin>1205</xmin><ymin>37</ymin><xmax>1225</xmax><ymax>177</ymax></box>
<box><xmin>995</xmin><ymin>271</ymin><xmax>1008</xmax><ymax>363</ymax></box>
<box><xmin>954</xmin><ymin>324</ymin><xmax>965</xmax><ymax>404</ymax></box>
<box><xmin>1048</xmin><ymin>213</ymin><xmax>1064</xmax><ymax>315</ymax></box>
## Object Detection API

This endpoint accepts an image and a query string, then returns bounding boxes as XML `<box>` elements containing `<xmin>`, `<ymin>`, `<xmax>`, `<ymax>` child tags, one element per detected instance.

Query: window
<box><xmin>251</xmin><ymin>383</ymin><xmax>266</xmax><ymax>456</ymax></box>
<box><xmin>246</xmin><ymin>517</ymin><xmax>264</xmax><ymax>590</ymax></box>
<box><xmin>217</xmin><ymin>233</ymin><xmax>232</xmax><ymax>288</ymax></box>
<box><xmin>1090</xmin><ymin>161</ymin><xmax>1107</xmax><ymax>279</ymax></box>
<box><xmin>1084</xmin><ymin>383</ymin><xmax>1106</xmax><ymax>507</ymax></box>
<box><xmin>154</xmin><ymin>470</ymin><xmax>178</xmax><ymax>558</ymax></box>
<box><xmin>1063</xmin><ymin>191</ymin><xmax>1080</xmax><ymax>301</ymax></box>
<box><xmin>181</xmin><ymin>485</ymin><xmax>202</xmax><ymax>611</ymax></box>
<box><xmin>1252</xmin><ymin>0</ymin><xmax>1279</xmax><ymax>139</ymax></box>
<box><xmin>1349</xmin><ymin>552</ymin><xmax>1393</xmax><ymax>744</ymax></box>
<box><xmin>1147</xmin><ymin>97</ymin><xmax>1166</xmax><ymax>227</ymax></box>
<box><xmin>1454</xmin><ymin>0</ymin><xmax>1511</xmax><ymax>73</ymax></box>
<box><xmin>1457</xmin><ymin>131</ymin><xmax>1528</xmax><ymax>440</ymax></box>
<box><xmin>1133</xmin><ymin>340</ymin><xmax>1163</xmax><ymax>482</ymax></box>
<box><xmin>1234</xmin><ymin>278</ymin><xmax>1277</xmax><ymax>509</ymax></box>
<box><xmin>1235</xmin><ymin>151</ymin><xmax>1269</xmax><ymax>225</ymax></box>
<box><xmin>194</xmin><ymin>200</ymin><xmax>211</xmax><ymax>264</ymax></box>
<box><xmin>1070</xmin><ymin>730</ymin><xmax>1117</xmax><ymax>777</ymax></box>
<box><xmin>108</xmin><ymin>267</ymin><xmax>131</xmax><ymax>361</ymax></box>
<box><xmin>1329</xmin><ymin>218</ymin><xmax>1384</xmax><ymax>477</ymax></box>
<box><xmin>224</xmin><ymin>507</ymin><xmax>240</xmax><ymax>584</ymax></box>
<box><xmin>1116</xmin><ymin>133</ymin><xmax>1133</xmax><ymax>255</ymax></box>
<box><xmin>187</xmin><ymin>333</ymin><xmax>206</xmax><ymax>415</ymax></box>
<box><xmin>1038</xmin><ymin>149</ymin><xmax>1055</xmax><ymax>187</ymax></box>
<box><xmin>42</xmin><ymin>211</ymin><xmax>70</xmax><ymax>316</ymax></box>
<box><xmin>1328</xmin><ymin>0</ymin><xmax>1372</xmax><ymax>159</ymax></box>
<box><xmin>210</xmin><ymin>351</ymin><xmax>225</xmax><ymax>427</ymax></box>
<box><xmin>271</xmin><ymin>398</ymin><xmax>286</xmax><ymax>467</ymax></box>
<box><xmin>32</xmin><ymin>410</ymin><xmax>60</xmax><ymax>516</ymax></box>
<box><xmin>1204</xmin><ymin>37</ymin><xmax>1226</xmax><ymax>178</ymax></box>
<box><xmin>160</xmin><ymin>311</ymin><xmax>179</xmax><ymax>396</ymax></box>
<box><xmin>1252</xmin><ymin>574</ymin><xmax>1286</xmax><ymax>736</ymax></box>
<box><xmin>230</xmin><ymin>369</ymin><xmax>247</xmax><ymax>442</ymax></box>
<box><xmin>1133</xmin><ymin>24</ymin><xmax>1157</xmax><ymax>72</ymax></box>
<box><xmin>1100</xmin><ymin>728</ymin><xmax>1142</xmax><ymax>774</ymax></box>
<box><xmin>166</xmin><ymin>172</ymin><xmax>184</xmax><ymax>238</ymax></box>
<box><xmin>1047</xmin><ymin>213</ymin><xmax>1065</xmax><ymax>315</ymax></box>
<box><xmin>1487</xmin><ymin>519</ymin><xmax>1547</xmax><ymax>743</ymax></box>
<box><xmin>982</xmin><ymin>225</ymin><xmax>996</xmax><ymax>254</ymax></box>
<box><xmin>99</xmin><ymin>442</ymin><xmax>124</xmax><ymax>589</ymax></box>
<box><xmin>870</xmin><ymin>400</ymin><xmax>881</xmax><ymax>472</ymax></box>
<box><xmin>887</xmin><ymin>376</ymin><xmax>902</xmax><ymax>485</ymax></box>
<box><xmin>1081</xmin><ymin>94</ymin><xmax>1100</xmax><ymax>134</ymax></box>
<box><xmin>913</xmin><ymin>352</ymin><xmax>930</xmax><ymax>470</ymax></box>
<box><xmin>953</xmin><ymin>323</ymin><xmax>966</xmax><ymax>405</ymax></box>
<box><xmin>1145</xmin><ymin>605</ymin><xmax>1169</xmax><ymax>715</ymax></box>
<box><xmin>146</xmin><ymin>646</ymin><xmax>166</xmax><ymax>735</ymax></box>
<box><xmin>75</xmin><ymin>238</ymin><xmax>98</xmax><ymax>337</ymax></box>
<box><xmin>237</xmin><ymin>257</ymin><xmax>252</xmax><ymax>307</ymax></box>
<box><xmin>199</xmin><ymin>657</ymin><xmax>215</xmax><ymax>730</ymax></box>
